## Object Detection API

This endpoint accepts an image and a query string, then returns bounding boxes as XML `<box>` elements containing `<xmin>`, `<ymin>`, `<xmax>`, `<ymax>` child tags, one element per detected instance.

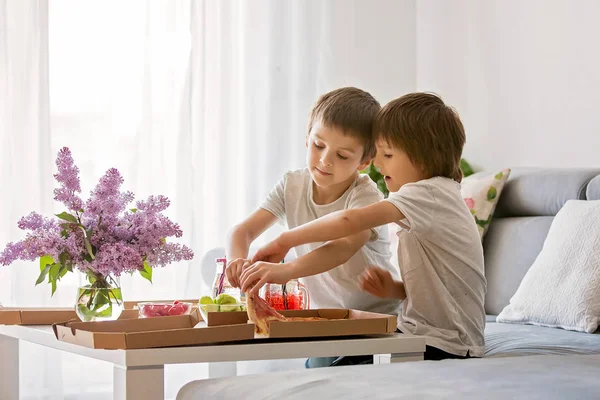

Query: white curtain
<box><xmin>1</xmin><ymin>0</ymin><xmax>415</xmax><ymax>398</ymax></box>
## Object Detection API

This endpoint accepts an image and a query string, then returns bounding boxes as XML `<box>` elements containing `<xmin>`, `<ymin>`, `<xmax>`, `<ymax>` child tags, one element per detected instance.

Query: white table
<box><xmin>0</xmin><ymin>324</ymin><xmax>425</xmax><ymax>400</ymax></box>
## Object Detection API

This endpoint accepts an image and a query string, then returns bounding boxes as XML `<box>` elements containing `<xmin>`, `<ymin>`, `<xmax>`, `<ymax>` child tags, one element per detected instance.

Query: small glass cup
<box><xmin>261</xmin><ymin>279</ymin><xmax>310</xmax><ymax>310</ymax></box>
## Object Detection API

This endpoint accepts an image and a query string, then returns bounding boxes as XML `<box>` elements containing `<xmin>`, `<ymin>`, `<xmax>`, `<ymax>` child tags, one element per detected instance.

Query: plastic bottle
<box><xmin>212</xmin><ymin>258</ymin><xmax>242</xmax><ymax>301</ymax></box>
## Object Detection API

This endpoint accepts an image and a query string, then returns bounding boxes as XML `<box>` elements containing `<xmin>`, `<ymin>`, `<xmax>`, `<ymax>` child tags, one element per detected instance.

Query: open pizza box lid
<box><xmin>0</xmin><ymin>307</ymin><xmax>138</xmax><ymax>326</ymax></box>
<box><xmin>52</xmin><ymin>308</ymin><xmax>255</xmax><ymax>349</ymax></box>
<box><xmin>201</xmin><ymin>308</ymin><xmax>397</xmax><ymax>338</ymax></box>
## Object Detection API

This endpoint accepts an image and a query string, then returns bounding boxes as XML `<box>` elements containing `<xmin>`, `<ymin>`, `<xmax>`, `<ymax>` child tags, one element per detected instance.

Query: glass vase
<box><xmin>75</xmin><ymin>273</ymin><xmax>123</xmax><ymax>322</ymax></box>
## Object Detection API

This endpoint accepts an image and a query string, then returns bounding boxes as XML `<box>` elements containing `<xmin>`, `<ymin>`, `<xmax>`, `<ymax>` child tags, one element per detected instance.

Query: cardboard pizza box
<box><xmin>52</xmin><ymin>308</ymin><xmax>255</xmax><ymax>349</ymax></box>
<box><xmin>0</xmin><ymin>307</ymin><xmax>138</xmax><ymax>325</ymax></box>
<box><xmin>199</xmin><ymin>308</ymin><xmax>397</xmax><ymax>338</ymax></box>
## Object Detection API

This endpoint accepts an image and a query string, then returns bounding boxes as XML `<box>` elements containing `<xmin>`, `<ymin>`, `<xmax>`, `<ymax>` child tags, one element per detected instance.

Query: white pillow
<box><xmin>496</xmin><ymin>200</ymin><xmax>600</xmax><ymax>333</ymax></box>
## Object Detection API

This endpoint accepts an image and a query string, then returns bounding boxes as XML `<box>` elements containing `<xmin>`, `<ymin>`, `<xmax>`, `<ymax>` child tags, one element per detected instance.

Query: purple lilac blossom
<box><xmin>0</xmin><ymin>147</ymin><xmax>194</xmax><ymax>277</ymax></box>
<box><xmin>53</xmin><ymin>147</ymin><xmax>83</xmax><ymax>211</ymax></box>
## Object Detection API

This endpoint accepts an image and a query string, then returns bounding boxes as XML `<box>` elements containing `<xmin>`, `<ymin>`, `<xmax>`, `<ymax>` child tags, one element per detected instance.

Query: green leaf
<box><xmin>59</xmin><ymin>265</ymin><xmax>68</xmax><ymax>278</ymax></box>
<box><xmin>36</xmin><ymin>265</ymin><xmax>51</xmax><ymax>285</ymax></box>
<box><xmin>47</xmin><ymin>263</ymin><xmax>62</xmax><ymax>296</ymax></box>
<box><xmin>108</xmin><ymin>287</ymin><xmax>123</xmax><ymax>303</ymax></box>
<box><xmin>84</xmin><ymin>238</ymin><xmax>95</xmax><ymax>260</ymax></box>
<box><xmin>55</xmin><ymin>212</ymin><xmax>78</xmax><ymax>223</ymax></box>
<box><xmin>140</xmin><ymin>261</ymin><xmax>153</xmax><ymax>283</ymax></box>
<box><xmin>58</xmin><ymin>252</ymin><xmax>70</xmax><ymax>266</ymax></box>
<box><xmin>130</xmin><ymin>208</ymin><xmax>137</xmax><ymax>213</ymax></box>
<box><xmin>460</xmin><ymin>159</ymin><xmax>474</xmax><ymax>177</ymax></box>
<box><xmin>361</xmin><ymin>162</ymin><xmax>389</xmax><ymax>198</ymax></box>
<box><xmin>77</xmin><ymin>303</ymin><xmax>113</xmax><ymax>322</ymax></box>
<box><xmin>39</xmin><ymin>255</ymin><xmax>54</xmax><ymax>272</ymax></box>
<box><xmin>474</xmin><ymin>215</ymin><xmax>492</xmax><ymax>228</ymax></box>
<box><xmin>91</xmin><ymin>289</ymin><xmax>110</xmax><ymax>309</ymax></box>
<box><xmin>76</xmin><ymin>304</ymin><xmax>93</xmax><ymax>322</ymax></box>
<box><xmin>86</xmin><ymin>272</ymin><xmax>97</xmax><ymax>285</ymax></box>
<box><xmin>49</xmin><ymin>263</ymin><xmax>61</xmax><ymax>282</ymax></box>
<box><xmin>487</xmin><ymin>186</ymin><xmax>498</xmax><ymax>201</ymax></box>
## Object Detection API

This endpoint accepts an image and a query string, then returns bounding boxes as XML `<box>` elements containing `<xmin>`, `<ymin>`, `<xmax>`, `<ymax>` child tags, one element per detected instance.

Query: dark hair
<box><xmin>374</xmin><ymin>92</ymin><xmax>465</xmax><ymax>182</ymax></box>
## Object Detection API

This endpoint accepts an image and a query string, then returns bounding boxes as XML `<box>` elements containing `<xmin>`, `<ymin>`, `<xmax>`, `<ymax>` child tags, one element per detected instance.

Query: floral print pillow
<box><xmin>461</xmin><ymin>168</ymin><xmax>511</xmax><ymax>240</ymax></box>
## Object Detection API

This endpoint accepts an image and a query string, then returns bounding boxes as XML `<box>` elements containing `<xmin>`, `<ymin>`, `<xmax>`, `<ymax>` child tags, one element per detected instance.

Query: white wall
<box><xmin>416</xmin><ymin>0</ymin><xmax>600</xmax><ymax>171</ymax></box>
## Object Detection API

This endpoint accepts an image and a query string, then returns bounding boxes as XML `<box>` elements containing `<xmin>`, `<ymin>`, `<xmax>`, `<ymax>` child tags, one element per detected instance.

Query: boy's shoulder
<box><xmin>280</xmin><ymin>168</ymin><xmax>312</xmax><ymax>188</ymax></box>
<box><xmin>394</xmin><ymin>176</ymin><xmax>460</xmax><ymax>198</ymax></box>
<box><xmin>352</xmin><ymin>173</ymin><xmax>384</xmax><ymax>200</ymax></box>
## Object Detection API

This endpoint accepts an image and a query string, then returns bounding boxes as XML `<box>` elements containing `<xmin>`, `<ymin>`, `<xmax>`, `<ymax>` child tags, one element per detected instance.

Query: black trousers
<box><xmin>322</xmin><ymin>346</ymin><xmax>470</xmax><ymax>367</ymax></box>
<box><xmin>306</xmin><ymin>331</ymin><xmax>471</xmax><ymax>368</ymax></box>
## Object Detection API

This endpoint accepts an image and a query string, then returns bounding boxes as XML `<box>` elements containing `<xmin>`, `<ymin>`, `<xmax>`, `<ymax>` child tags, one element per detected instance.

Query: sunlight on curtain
<box><xmin>1</xmin><ymin>1</ymin><xmax>415</xmax><ymax>398</ymax></box>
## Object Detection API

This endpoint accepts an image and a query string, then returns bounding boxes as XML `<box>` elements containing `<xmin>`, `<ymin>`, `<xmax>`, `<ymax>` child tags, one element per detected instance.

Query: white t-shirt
<box><xmin>386</xmin><ymin>177</ymin><xmax>486</xmax><ymax>357</ymax></box>
<box><xmin>261</xmin><ymin>168</ymin><xmax>401</xmax><ymax>315</ymax></box>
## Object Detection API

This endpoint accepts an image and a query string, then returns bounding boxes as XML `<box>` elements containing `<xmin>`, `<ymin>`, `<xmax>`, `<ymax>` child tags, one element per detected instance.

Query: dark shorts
<box><xmin>395</xmin><ymin>328</ymin><xmax>471</xmax><ymax>361</ymax></box>
<box><xmin>305</xmin><ymin>330</ymin><xmax>471</xmax><ymax>368</ymax></box>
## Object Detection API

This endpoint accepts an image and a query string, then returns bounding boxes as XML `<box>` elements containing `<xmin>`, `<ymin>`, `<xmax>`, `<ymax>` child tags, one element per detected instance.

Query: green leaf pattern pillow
<box><xmin>461</xmin><ymin>169</ymin><xmax>511</xmax><ymax>240</ymax></box>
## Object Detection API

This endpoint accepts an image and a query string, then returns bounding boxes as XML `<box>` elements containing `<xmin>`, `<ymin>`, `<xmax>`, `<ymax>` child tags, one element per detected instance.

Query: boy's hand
<box><xmin>359</xmin><ymin>267</ymin><xmax>400</xmax><ymax>299</ymax></box>
<box><xmin>226</xmin><ymin>258</ymin><xmax>251</xmax><ymax>288</ymax></box>
<box><xmin>240</xmin><ymin>261</ymin><xmax>292</xmax><ymax>293</ymax></box>
<box><xmin>251</xmin><ymin>236</ymin><xmax>291</xmax><ymax>264</ymax></box>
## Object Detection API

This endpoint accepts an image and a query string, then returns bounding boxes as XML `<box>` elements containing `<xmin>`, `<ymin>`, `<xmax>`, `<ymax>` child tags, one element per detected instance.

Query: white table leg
<box><xmin>0</xmin><ymin>334</ymin><xmax>19</xmax><ymax>400</ymax></box>
<box><xmin>374</xmin><ymin>352</ymin><xmax>424</xmax><ymax>364</ymax></box>
<box><xmin>114</xmin><ymin>365</ymin><xmax>164</xmax><ymax>400</ymax></box>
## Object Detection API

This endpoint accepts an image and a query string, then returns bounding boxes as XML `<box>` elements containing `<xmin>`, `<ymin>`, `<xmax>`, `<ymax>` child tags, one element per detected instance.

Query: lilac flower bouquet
<box><xmin>0</xmin><ymin>148</ymin><xmax>194</xmax><ymax>321</ymax></box>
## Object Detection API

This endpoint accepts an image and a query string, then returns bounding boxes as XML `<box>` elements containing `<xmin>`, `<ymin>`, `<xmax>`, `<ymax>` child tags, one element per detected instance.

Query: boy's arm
<box><xmin>226</xmin><ymin>208</ymin><xmax>278</xmax><ymax>259</ymax></box>
<box><xmin>287</xmin><ymin>230</ymin><xmax>371</xmax><ymax>279</ymax></box>
<box><xmin>226</xmin><ymin>209</ymin><xmax>278</xmax><ymax>287</ymax></box>
<box><xmin>240</xmin><ymin>229</ymin><xmax>371</xmax><ymax>292</ymax></box>
<box><xmin>252</xmin><ymin>201</ymin><xmax>403</xmax><ymax>263</ymax></box>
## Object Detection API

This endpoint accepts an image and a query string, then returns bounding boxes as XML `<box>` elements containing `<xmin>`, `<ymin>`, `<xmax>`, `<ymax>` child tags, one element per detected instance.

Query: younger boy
<box><xmin>247</xmin><ymin>92</ymin><xmax>487</xmax><ymax>360</ymax></box>
<box><xmin>226</xmin><ymin>87</ymin><xmax>401</xmax><ymax>328</ymax></box>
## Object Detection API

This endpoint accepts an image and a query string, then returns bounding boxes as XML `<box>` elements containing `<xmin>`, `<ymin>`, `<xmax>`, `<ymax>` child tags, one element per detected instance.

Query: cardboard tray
<box><xmin>0</xmin><ymin>307</ymin><xmax>138</xmax><ymax>326</ymax></box>
<box><xmin>0</xmin><ymin>297</ymin><xmax>199</xmax><ymax>325</ymax></box>
<box><xmin>52</xmin><ymin>308</ymin><xmax>255</xmax><ymax>349</ymax></box>
<box><xmin>202</xmin><ymin>308</ymin><xmax>397</xmax><ymax>338</ymax></box>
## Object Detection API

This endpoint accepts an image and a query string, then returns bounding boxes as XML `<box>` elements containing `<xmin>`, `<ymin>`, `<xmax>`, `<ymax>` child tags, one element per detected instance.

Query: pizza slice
<box><xmin>246</xmin><ymin>289</ymin><xmax>329</xmax><ymax>337</ymax></box>
<box><xmin>246</xmin><ymin>290</ymin><xmax>287</xmax><ymax>336</ymax></box>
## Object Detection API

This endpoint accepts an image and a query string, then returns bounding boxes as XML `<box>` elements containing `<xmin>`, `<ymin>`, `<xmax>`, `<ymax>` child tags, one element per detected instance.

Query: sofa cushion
<box><xmin>496</xmin><ymin>200</ymin><xmax>600</xmax><ymax>333</ymax></box>
<box><xmin>177</xmin><ymin>354</ymin><xmax>600</xmax><ymax>400</ymax></box>
<box><xmin>493</xmin><ymin>168</ymin><xmax>600</xmax><ymax>218</ymax></box>
<box><xmin>587</xmin><ymin>175</ymin><xmax>600</xmax><ymax>200</ymax></box>
<box><xmin>483</xmin><ymin>216</ymin><xmax>553</xmax><ymax>315</ymax></box>
<box><xmin>461</xmin><ymin>168</ymin><xmax>511</xmax><ymax>239</ymax></box>
<box><xmin>485</xmin><ymin>321</ymin><xmax>600</xmax><ymax>357</ymax></box>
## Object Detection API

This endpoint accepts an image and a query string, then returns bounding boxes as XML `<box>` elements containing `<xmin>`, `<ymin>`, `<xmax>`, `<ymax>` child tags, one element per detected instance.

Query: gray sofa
<box><xmin>482</xmin><ymin>168</ymin><xmax>600</xmax><ymax>357</ymax></box>
<box><xmin>178</xmin><ymin>168</ymin><xmax>600</xmax><ymax>398</ymax></box>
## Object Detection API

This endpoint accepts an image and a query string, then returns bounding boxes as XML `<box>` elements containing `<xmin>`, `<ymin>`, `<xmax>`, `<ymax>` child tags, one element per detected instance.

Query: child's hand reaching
<box><xmin>240</xmin><ymin>261</ymin><xmax>293</xmax><ymax>294</ymax></box>
<box><xmin>251</xmin><ymin>236</ymin><xmax>291</xmax><ymax>264</ymax></box>
<box><xmin>359</xmin><ymin>267</ymin><xmax>405</xmax><ymax>299</ymax></box>
<box><xmin>226</xmin><ymin>258</ymin><xmax>251</xmax><ymax>288</ymax></box>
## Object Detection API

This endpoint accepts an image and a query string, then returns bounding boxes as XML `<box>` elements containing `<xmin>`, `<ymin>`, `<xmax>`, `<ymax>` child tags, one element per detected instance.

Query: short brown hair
<box><xmin>308</xmin><ymin>87</ymin><xmax>381</xmax><ymax>162</ymax></box>
<box><xmin>374</xmin><ymin>92</ymin><xmax>466</xmax><ymax>182</ymax></box>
